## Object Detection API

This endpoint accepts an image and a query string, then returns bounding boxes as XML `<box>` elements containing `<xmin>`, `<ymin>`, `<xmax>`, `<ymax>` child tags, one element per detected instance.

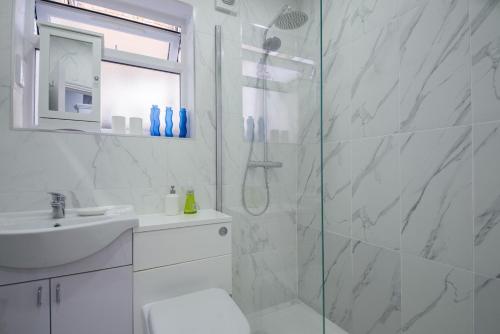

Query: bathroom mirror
<box><xmin>48</xmin><ymin>36</ymin><xmax>94</xmax><ymax>114</ymax></box>
<box><xmin>38</xmin><ymin>22</ymin><xmax>103</xmax><ymax>130</ymax></box>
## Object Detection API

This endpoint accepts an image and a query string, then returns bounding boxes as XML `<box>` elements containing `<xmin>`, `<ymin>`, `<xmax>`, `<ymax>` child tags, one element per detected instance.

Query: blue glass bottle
<box><xmin>150</xmin><ymin>105</ymin><xmax>161</xmax><ymax>136</ymax></box>
<box><xmin>165</xmin><ymin>107</ymin><xmax>174</xmax><ymax>137</ymax></box>
<box><xmin>179</xmin><ymin>107</ymin><xmax>188</xmax><ymax>138</ymax></box>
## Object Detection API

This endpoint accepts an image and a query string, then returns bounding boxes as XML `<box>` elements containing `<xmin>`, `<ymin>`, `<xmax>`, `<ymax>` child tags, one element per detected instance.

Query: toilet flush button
<box><xmin>219</xmin><ymin>227</ymin><xmax>228</xmax><ymax>236</ymax></box>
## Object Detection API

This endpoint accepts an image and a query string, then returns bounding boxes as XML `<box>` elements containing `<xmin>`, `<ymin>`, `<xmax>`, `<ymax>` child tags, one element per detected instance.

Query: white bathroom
<box><xmin>1</xmin><ymin>0</ymin><xmax>500</xmax><ymax>334</ymax></box>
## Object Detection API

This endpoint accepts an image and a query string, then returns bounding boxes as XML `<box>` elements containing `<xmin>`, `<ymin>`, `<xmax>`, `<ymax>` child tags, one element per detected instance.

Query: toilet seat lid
<box><xmin>144</xmin><ymin>288</ymin><xmax>250</xmax><ymax>334</ymax></box>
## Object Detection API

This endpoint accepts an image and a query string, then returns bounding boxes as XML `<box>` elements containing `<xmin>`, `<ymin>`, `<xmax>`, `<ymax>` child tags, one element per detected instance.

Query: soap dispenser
<box><xmin>183</xmin><ymin>188</ymin><xmax>198</xmax><ymax>214</ymax></box>
<box><xmin>165</xmin><ymin>186</ymin><xmax>179</xmax><ymax>216</ymax></box>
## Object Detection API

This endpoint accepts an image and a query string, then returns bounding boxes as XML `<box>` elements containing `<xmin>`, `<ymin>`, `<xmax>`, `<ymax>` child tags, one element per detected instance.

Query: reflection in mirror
<box><xmin>48</xmin><ymin>35</ymin><xmax>93</xmax><ymax>114</ymax></box>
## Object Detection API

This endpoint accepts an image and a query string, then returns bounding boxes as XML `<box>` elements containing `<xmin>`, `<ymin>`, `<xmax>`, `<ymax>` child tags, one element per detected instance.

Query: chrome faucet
<box><xmin>49</xmin><ymin>192</ymin><xmax>66</xmax><ymax>219</ymax></box>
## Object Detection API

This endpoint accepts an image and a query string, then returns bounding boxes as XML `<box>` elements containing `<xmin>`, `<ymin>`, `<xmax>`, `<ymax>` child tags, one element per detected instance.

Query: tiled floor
<box><xmin>248</xmin><ymin>301</ymin><xmax>348</xmax><ymax>334</ymax></box>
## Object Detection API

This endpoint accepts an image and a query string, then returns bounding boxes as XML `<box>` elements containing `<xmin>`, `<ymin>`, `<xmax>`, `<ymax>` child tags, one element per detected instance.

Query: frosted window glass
<box><xmin>101</xmin><ymin>62</ymin><xmax>181</xmax><ymax>134</ymax></box>
<box><xmin>51</xmin><ymin>17</ymin><xmax>171</xmax><ymax>60</ymax></box>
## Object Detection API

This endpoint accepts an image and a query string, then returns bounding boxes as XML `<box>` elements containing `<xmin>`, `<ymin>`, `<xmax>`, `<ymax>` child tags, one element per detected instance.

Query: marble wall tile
<box><xmin>0</xmin><ymin>0</ymin><xmax>12</xmax><ymax>87</ymax></box>
<box><xmin>323</xmin><ymin>231</ymin><xmax>353</xmax><ymax>332</ymax></box>
<box><xmin>298</xmin><ymin>224</ymin><xmax>325</xmax><ymax>315</ymax></box>
<box><xmin>351</xmin><ymin>135</ymin><xmax>400</xmax><ymax>250</ymax></box>
<box><xmin>475</xmin><ymin>275</ymin><xmax>500</xmax><ymax>334</ymax></box>
<box><xmin>229</xmin><ymin>208</ymin><xmax>297</xmax><ymax>256</ymax></box>
<box><xmin>0</xmin><ymin>85</ymin><xmax>11</xmax><ymax>131</ymax></box>
<box><xmin>473</xmin><ymin>122</ymin><xmax>500</xmax><ymax>278</ymax></box>
<box><xmin>399</xmin><ymin>0</ymin><xmax>471</xmax><ymax>132</ymax></box>
<box><xmin>401</xmin><ymin>255</ymin><xmax>473</xmax><ymax>334</ymax></box>
<box><xmin>322</xmin><ymin>0</ymin><xmax>356</xmax><ymax>53</ymax></box>
<box><xmin>351</xmin><ymin>22</ymin><xmax>399</xmax><ymax>138</ymax></box>
<box><xmin>297</xmin><ymin>143</ymin><xmax>322</xmax><ymax>231</ymax></box>
<box><xmin>470</xmin><ymin>0</ymin><xmax>500</xmax><ymax>123</ymax></box>
<box><xmin>352</xmin><ymin>241</ymin><xmax>401</xmax><ymax>334</ymax></box>
<box><xmin>299</xmin><ymin>226</ymin><xmax>353</xmax><ymax>332</ymax></box>
<box><xmin>233</xmin><ymin>247</ymin><xmax>298</xmax><ymax>314</ymax></box>
<box><xmin>323</xmin><ymin>47</ymin><xmax>351</xmax><ymax>143</ymax></box>
<box><xmin>0</xmin><ymin>131</ymin><xmax>97</xmax><ymax>192</ymax></box>
<box><xmin>323</xmin><ymin>140</ymin><xmax>351</xmax><ymax>236</ymax></box>
<box><xmin>401</xmin><ymin>127</ymin><xmax>473</xmax><ymax>270</ymax></box>
<box><xmin>297</xmin><ymin>81</ymin><xmax>321</xmax><ymax>145</ymax></box>
<box><xmin>350</xmin><ymin>0</ymin><xmax>398</xmax><ymax>40</ymax></box>
<box><xmin>93</xmin><ymin>136</ymin><xmax>167</xmax><ymax>190</ymax></box>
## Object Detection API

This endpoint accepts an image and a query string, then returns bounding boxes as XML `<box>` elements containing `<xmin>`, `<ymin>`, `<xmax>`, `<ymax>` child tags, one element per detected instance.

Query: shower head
<box><xmin>262</xmin><ymin>36</ymin><xmax>282</xmax><ymax>52</ymax></box>
<box><xmin>267</xmin><ymin>5</ymin><xmax>309</xmax><ymax>31</ymax></box>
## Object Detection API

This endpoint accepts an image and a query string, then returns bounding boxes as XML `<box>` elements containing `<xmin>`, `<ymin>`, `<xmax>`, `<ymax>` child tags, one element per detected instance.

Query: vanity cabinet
<box><xmin>0</xmin><ymin>266</ymin><xmax>132</xmax><ymax>334</ymax></box>
<box><xmin>0</xmin><ymin>280</ymin><xmax>50</xmax><ymax>334</ymax></box>
<box><xmin>51</xmin><ymin>266</ymin><xmax>132</xmax><ymax>334</ymax></box>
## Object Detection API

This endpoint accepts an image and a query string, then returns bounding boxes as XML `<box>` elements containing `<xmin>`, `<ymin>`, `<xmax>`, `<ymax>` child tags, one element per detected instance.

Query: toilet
<box><xmin>134</xmin><ymin>213</ymin><xmax>248</xmax><ymax>334</ymax></box>
<box><xmin>143</xmin><ymin>288</ymin><xmax>250</xmax><ymax>334</ymax></box>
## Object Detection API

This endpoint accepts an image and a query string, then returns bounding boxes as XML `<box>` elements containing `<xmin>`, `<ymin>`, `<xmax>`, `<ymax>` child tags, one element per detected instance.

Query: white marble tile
<box><xmin>323</xmin><ymin>47</ymin><xmax>351</xmax><ymax>143</ymax></box>
<box><xmin>297</xmin><ymin>225</ymin><xmax>324</xmax><ymax>316</ymax></box>
<box><xmin>350</xmin><ymin>0</ymin><xmax>398</xmax><ymax>40</ymax></box>
<box><xmin>299</xmin><ymin>226</ymin><xmax>353</xmax><ymax>332</ymax></box>
<box><xmin>93</xmin><ymin>136</ymin><xmax>167</xmax><ymax>190</ymax></box>
<box><xmin>233</xmin><ymin>247</ymin><xmax>298</xmax><ymax>314</ymax></box>
<box><xmin>0</xmin><ymin>85</ymin><xmax>11</xmax><ymax>131</ymax></box>
<box><xmin>399</xmin><ymin>0</ymin><xmax>471</xmax><ymax>132</ymax></box>
<box><xmin>351</xmin><ymin>22</ymin><xmax>399</xmax><ymax>138</ymax></box>
<box><xmin>401</xmin><ymin>255</ymin><xmax>473</xmax><ymax>334</ymax></box>
<box><xmin>0</xmin><ymin>131</ymin><xmax>97</xmax><ymax>192</ymax></box>
<box><xmin>322</xmin><ymin>0</ymin><xmax>356</xmax><ymax>53</ymax></box>
<box><xmin>297</xmin><ymin>143</ymin><xmax>322</xmax><ymax>232</ymax></box>
<box><xmin>470</xmin><ymin>0</ymin><xmax>500</xmax><ymax>123</ymax></box>
<box><xmin>229</xmin><ymin>207</ymin><xmax>297</xmax><ymax>256</ymax></box>
<box><xmin>323</xmin><ymin>140</ymin><xmax>351</xmax><ymax>237</ymax></box>
<box><xmin>473</xmin><ymin>121</ymin><xmax>500</xmax><ymax>278</ymax></box>
<box><xmin>0</xmin><ymin>0</ymin><xmax>12</xmax><ymax>87</ymax></box>
<box><xmin>351</xmin><ymin>135</ymin><xmax>400</xmax><ymax>250</ymax></box>
<box><xmin>352</xmin><ymin>241</ymin><xmax>401</xmax><ymax>334</ymax></box>
<box><xmin>475</xmin><ymin>275</ymin><xmax>500</xmax><ymax>334</ymax></box>
<box><xmin>401</xmin><ymin>127</ymin><xmax>473</xmax><ymax>270</ymax></box>
<box><xmin>297</xmin><ymin>81</ymin><xmax>321</xmax><ymax>145</ymax></box>
<box><xmin>323</xmin><ymin>231</ymin><xmax>353</xmax><ymax>332</ymax></box>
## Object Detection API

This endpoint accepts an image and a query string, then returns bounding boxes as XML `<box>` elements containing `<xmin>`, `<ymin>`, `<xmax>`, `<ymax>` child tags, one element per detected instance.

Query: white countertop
<box><xmin>135</xmin><ymin>209</ymin><xmax>232</xmax><ymax>233</ymax></box>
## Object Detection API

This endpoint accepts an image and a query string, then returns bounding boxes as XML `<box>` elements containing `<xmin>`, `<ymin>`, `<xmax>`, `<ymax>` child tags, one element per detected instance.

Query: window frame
<box><xmin>33</xmin><ymin>0</ymin><xmax>187</xmax><ymax>130</ymax></box>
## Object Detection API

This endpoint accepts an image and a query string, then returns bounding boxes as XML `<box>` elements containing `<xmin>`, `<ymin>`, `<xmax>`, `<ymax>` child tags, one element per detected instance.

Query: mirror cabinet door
<box><xmin>39</xmin><ymin>24</ymin><xmax>102</xmax><ymax>127</ymax></box>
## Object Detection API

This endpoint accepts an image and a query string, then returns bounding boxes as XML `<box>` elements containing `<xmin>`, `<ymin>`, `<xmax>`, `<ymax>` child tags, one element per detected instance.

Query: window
<box><xmin>33</xmin><ymin>0</ymin><xmax>186</xmax><ymax>133</ymax></box>
<box><xmin>101</xmin><ymin>62</ymin><xmax>181</xmax><ymax>133</ymax></box>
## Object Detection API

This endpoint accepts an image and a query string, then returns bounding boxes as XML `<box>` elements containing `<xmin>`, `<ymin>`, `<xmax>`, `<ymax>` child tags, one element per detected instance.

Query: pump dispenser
<box><xmin>164</xmin><ymin>186</ymin><xmax>180</xmax><ymax>216</ymax></box>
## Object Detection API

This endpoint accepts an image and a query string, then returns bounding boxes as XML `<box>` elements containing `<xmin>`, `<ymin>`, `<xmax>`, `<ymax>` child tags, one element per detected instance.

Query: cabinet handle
<box><xmin>36</xmin><ymin>287</ymin><xmax>42</xmax><ymax>307</ymax></box>
<box><xmin>56</xmin><ymin>283</ymin><xmax>61</xmax><ymax>304</ymax></box>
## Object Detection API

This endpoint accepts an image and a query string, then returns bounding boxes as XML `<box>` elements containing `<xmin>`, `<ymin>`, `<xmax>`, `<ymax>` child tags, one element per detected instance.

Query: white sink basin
<box><xmin>0</xmin><ymin>206</ymin><xmax>138</xmax><ymax>269</ymax></box>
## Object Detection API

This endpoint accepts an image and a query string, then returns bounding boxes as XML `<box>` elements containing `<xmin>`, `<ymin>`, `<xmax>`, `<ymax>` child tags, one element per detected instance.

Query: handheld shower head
<box><xmin>262</xmin><ymin>36</ymin><xmax>282</xmax><ymax>52</ymax></box>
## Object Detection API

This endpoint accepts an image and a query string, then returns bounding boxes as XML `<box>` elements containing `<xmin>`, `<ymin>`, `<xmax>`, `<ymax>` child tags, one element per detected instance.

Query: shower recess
<box><xmin>242</xmin><ymin>5</ymin><xmax>308</xmax><ymax>216</ymax></box>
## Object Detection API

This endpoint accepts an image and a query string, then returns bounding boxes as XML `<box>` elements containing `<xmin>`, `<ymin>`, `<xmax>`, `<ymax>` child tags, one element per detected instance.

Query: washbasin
<box><xmin>0</xmin><ymin>206</ymin><xmax>138</xmax><ymax>269</ymax></box>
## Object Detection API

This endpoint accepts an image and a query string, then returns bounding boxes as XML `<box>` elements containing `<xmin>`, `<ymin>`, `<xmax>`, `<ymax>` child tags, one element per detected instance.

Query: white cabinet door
<box><xmin>51</xmin><ymin>266</ymin><xmax>132</xmax><ymax>334</ymax></box>
<box><xmin>0</xmin><ymin>280</ymin><xmax>50</xmax><ymax>334</ymax></box>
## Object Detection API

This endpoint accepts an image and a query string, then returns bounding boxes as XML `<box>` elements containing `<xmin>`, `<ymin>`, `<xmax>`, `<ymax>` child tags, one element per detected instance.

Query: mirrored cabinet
<box><xmin>38</xmin><ymin>23</ymin><xmax>103</xmax><ymax>130</ymax></box>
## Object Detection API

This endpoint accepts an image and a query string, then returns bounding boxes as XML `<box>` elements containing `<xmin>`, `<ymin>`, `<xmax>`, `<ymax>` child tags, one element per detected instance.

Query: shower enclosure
<box><xmin>218</xmin><ymin>0</ymin><xmax>499</xmax><ymax>333</ymax></box>
<box><xmin>218</xmin><ymin>1</ymin><xmax>329</xmax><ymax>333</ymax></box>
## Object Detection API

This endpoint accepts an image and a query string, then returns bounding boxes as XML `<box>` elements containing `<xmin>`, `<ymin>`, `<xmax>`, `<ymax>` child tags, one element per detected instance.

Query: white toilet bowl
<box><xmin>143</xmin><ymin>288</ymin><xmax>250</xmax><ymax>334</ymax></box>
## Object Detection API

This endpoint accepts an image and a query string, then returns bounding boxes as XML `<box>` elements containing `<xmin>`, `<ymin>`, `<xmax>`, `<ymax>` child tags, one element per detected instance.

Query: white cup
<box><xmin>129</xmin><ymin>117</ymin><xmax>143</xmax><ymax>135</ymax></box>
<box><xmin>112</xmin><ymin>116</ymin><xmax>126</xmax><ymax>134</ymax></box>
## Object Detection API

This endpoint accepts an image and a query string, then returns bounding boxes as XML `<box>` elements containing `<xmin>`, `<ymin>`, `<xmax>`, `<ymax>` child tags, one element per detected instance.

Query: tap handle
<box><xmin>48</xmin><ymin>192</ymin><xmax>66</xmax><ymax>203</ymax></box>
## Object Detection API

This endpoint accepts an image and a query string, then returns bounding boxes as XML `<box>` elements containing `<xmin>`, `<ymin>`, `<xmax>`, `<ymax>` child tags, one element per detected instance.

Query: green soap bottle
<box><xmin>184</xmin><ymin>189</ymin><xmax>198</xmax><ymax>214</ymax></box>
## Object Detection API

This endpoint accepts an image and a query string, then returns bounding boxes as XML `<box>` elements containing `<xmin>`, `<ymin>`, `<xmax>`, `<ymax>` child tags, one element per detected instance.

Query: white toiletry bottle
<box><xmin>165</xmin><ymin>186</ymin><xmax>179</xmax><ymax>216</ymax></box>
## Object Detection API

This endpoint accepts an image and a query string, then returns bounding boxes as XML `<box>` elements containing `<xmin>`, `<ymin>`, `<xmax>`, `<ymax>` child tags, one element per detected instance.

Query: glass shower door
<box><xmin>217</xmin><ymin>0</ymin><xmax>326</xmax><ymax>333</ymax></box>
